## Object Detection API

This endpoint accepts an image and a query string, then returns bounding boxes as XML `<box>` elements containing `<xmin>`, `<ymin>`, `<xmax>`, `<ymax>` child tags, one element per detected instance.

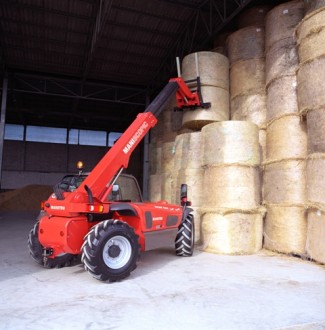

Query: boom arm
<box><xmin>51</xmin><ymin>77</ymin><xmax>207</xmax><ymax>209</ymax></box>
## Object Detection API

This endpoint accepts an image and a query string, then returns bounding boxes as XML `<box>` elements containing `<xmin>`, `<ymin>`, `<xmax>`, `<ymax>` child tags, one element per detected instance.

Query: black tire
<box><xmin>175</xmin><ymin>213</ymin><xmax>194</xmax><ymax>256</ymax></box>
<box><xmin>81</xmin><ymin>219</ymin><xmax>140</xmax><ymax>282</ymax></box>
<box><xmin>28</xmin><ymin>221</ymin><xmax>76</xmax><ymax>268</ymax></box>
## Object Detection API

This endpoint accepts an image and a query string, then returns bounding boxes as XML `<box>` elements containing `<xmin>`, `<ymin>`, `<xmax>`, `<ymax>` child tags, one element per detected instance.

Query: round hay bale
<box><xmin>173</xmin><ymin>134</ymin><xmax>185</xmax><ymax>172</ymax></box>
<box><xmin>306</xmin><ymin>154</ymin><xmax>325</xmax><ymax>204</ymax></box>
<box><xmin>149</xmin><ymin>143</ymin><xmax>162</xmax><ymax>174</ymax></box>
<box><xmin>297</xmin><ymin>5</ymin><xmax>325</xmax><ymax>42</ymax></box>
<box><xmin>181</xmin><ymin>85</ymin><xmax>230</xmax><ymax>130</ymax></box>
<box><xmin>306</xmin><ymin>209</ymin><xmax>325</xmax><ymax>264</ymax></box>
<box><xmin>236</xmin><ymin>5</ymin><xmax>273</xmax><ymax>29</ymax></box>
<box><xmin>191</xmin><ymin>206</ymin><xmax>203</xmax><ymax>244</ymax></box>
<box><xmin>259</xmin><ymin>128</ymin><xmax>267</xmax><ymax>163</ymax></box>
<box><xmin>231</xmin><ymin>93</ymin><xmax>267</xmax><ymax>128</ymax></box>
<box><xmin>150</xmin><ymin>118</ymin><xmax>164</xmax><ymax>145</ymax></box>
<box><xmin>201</xmin><ymin>211</ymin><xmax>263</xmax><ymax>254</ymax></box>
<box><xmin>297</xmin><ymin>56</ymin><xmax>325</xmax><ymax>113</ymax></box>
<box><xmin>213</xmin><ymin>31</ymin><xmax>231</xmax><ymax>48</ymax></box>
<box><xmin>161</xmin><ymin>141</ymin><xmax>175</xmax><ymax>174</ymax></box>
<box><xmin>266</xmin><ymin>114</ymin><xmax>307</xmax><ymax>162</ymax></box>
<box><xmin>306</xmin><ymin>108</ymin><xmax>325</xmax><ymax>152</ymax></box>
<box><xmin>227</xmin><ymin>27</ymin><xmax>265</xmax><ymax>64</ymax></box>
<box><xmin>212</xmin><ymin>46</ymin><xmax>226</xmax><ymax>55</ymax></box>
<box><xmin>265</xmin><ymin>38</ymin><xmax>299</xmax><ymax>85</ymax></box>
<box><xmin>177</xmin><ymin>131</ymin><xmax>203</xmax><ymax>169</ymax></box>
<box><xmin>304</xmin><ymin>0</ymin><xmax>325</xmax><ymax>15</ymax></box>
<box><xmin>297</xmin><ymin>24</ymin><xmax>325</xmax><ymax>63</ymax></box>
<box><xmin>263</xmin><ymin>159</ymin><xmax>306</xmax><ymax>204</ymax></box>
<box><xmin>202</xmin><ymin>121</ymin><xmax>260</xmax><ymax>167</ymax></box>
<box><xmin>160</xmin><ymin>172</ymin><xmax>174</xmax><ymax>203</ymax></box>
<box><xmin>203</xmin><ymin>165</ymin><xmax>261</xmax><ymax>209</ymax></box>
<box><xmin>181</xmin><ymin>51</ymin><xmax>229</xmax><ymax>89</ymax></box>
<box><xmin>266</xmin><ymin>75</ymin><xmax>299</xmax><ymax>122</ymax></box>
<box><xmin>230</xmin><ymin>58</ymin><xmax>265</xmax><ymax>98</ymax></box>
<box><xmin>264</xmin><ymin>205</ymin><xmax>307</xmax><ymax>255</ymax></box>
<box><xmin>149</xmin><ymin>174</ymin><xmax>162</xmax><ymax>201</ymax></box>
<box><xmin>176</xmin><ymin>168</ymin><xmax>204</xmax><ymax>207</ymax></box>
<box><xmin>265</xmin><ymin>0</ymin><xmax>304</xmax><ymax>50</ymax></box>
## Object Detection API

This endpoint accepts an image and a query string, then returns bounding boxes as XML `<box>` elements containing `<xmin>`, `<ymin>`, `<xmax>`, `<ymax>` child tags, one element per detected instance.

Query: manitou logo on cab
<box><xmin>123</xmin><ymin>121</ymin><xmax>149</xmax><ymax>154</ymax></box>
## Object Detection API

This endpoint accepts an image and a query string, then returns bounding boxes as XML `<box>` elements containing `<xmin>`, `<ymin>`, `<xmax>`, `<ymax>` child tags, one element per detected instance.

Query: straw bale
<box><xmin>181</xmin><ymin>51</ymin><xmax>229</xmax><ymax>89</ymax></box>
<box><xmin>296</xmin><ymin>6</ymin><xmax>325</xmax><ymax>42</ymax></box>
<box><xmin>176</xmin><ymin>168</ymin><xmax>204</xmax><ymax>208</ymax></box>
<box><xmin>264</xmin><ymin>204</ymin><xmax>307</xmax><ymax>255</ymax></box>
<box><xmin>259</xmin><ymin>128</ymin><xmax>267</xmax><ymax>164</ymax></box>
<box><xmin>297</xmin><ymin>56</ymin><xmax>325</xmax><ymax>113</ymax></box>
<box><xmin>201</xmin><ymin>211</ymin><xmax>263</xmax><ymax>255</ymax></box>
<box><xmin>304</xmin><ymin>0</ymin><xmax>325</xmax><ymax>16</ymax></box>
<box><xmin>236</xmin><ymin>5</ymin><xmax>273</xmax><ymax>29</ymax></box>
<box><xmin>231</xmin><ymin>93</ymin><xmax>266</xmax><ymax>128</ymax></box>
<box><xmin>306</xmin><ymin>108</ymin><xmax>325</xmax><ymax>153</ymax></box>
<box><xmin>213</xmin><ymin>32</ymin><xmax>231</xmax><ymax>48</ymax></box>
<box><xmin>265</xmin><ymin>0</ymin><xmax>304</xmax><ymax>51</ymax></box>
<box><xmin>149</xmin><ymin>143</ymin><xmax>162</xmax><ymax>175</ymax></box>
<box><xmin>181</xmin><ymin>85</ymin><xmax>230</xmax><ymax>130</ymax></box>
<box><xmin>230</xmin><ymin>59</ymin><xmax>265</xmax><ymax>98</ymax></box>
<box><xmin>190</xmin><ymin>206</ymin><xmax>203</xmax><ymax>244</ymax></box>
<box><xmin>149</xmin><ymin>174</ymin><xmax>162</xmax><ymax>201</ymax></box>
<box><xmin>203</xmin><ymin>165</ymin><xmax>261</xmax><ymax>209</ymax></box>
<box><xmin>161</xmin><ymin>172</ymin><xmax>174</xmax><ymax>203</ymax></box>
<box><xmin>227</xmin><ymin>27</ymin><xmax>265</xmax><ymax>64</ymax></box>
<box><xmin>297</xmin><ymin>25</ymin><xmax>325</xmax><ymax>63</ymax></box>
<box><xmin>212</xmin><ymin>46</ymin><xmax>226</xmax><ymax>55</ymax></box>
<box><xmin>202</xmin><ymin>121</ymin><xmax>260</xmax><ymax>167</ymax></box>
<box><xmin>306</xmin><ymin>154</ymin><xmax>325</xmax><ymax>204</ymax></box>
<box><xmin>263</xmin><ymin>159</ymin><xmax>306</xmax><ymax>204</ymax></box>
<box><xmin>175</xmin><ymin>131</ymin><xmax>203</xmax><ymax>169</ymax></box>
<box><xmin>266</xmin><ymin>114</ymin><xmax>307</xmax><ymax>162</ymax></box>
<box><xmin>266</xmin><ymin>75</ymin><xmax>299</xmax><ymax>122</ymax></box>
<box><xmin>161</xmin><ymin>142</ymin><xmax>175</xmax><ymax>174</ymax></box>
<box><xmin>306</xmin><ymin>209</ymin><xmax>325</xmax><ymax>264</ymax></box>
<box><xmin>265</xmin><ymin>38</ymin><xmax>299</xmax><ymax>85</ymax></box>
<box><xmin>173</xmin><ymin>134</ymin><xmax>185</xmax><ymax>172</ymax></box>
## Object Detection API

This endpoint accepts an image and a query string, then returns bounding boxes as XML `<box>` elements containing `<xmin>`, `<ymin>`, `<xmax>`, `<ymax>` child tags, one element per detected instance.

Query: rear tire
<box><xmin>28</xmin><ymin>221</ymin><xmax>76</xmax><ymax>268</ymax></box>
<box><xmin>175</xmin><ymin>213</ymin><xmax>194</xmax><ymax>256</ymax></box>
<box><xmin>81</xmin><ymin>219</ymin><xmax>140</xmax><ymax>282</ymax></box>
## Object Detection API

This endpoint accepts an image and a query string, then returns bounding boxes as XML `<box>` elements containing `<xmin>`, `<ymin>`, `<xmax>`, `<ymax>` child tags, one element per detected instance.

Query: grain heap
<box><xmin>200</xmin><ymin>121</ymin><xmax>264</xmax><ymax>255</ymax></box>
<box><xmin>181</xmin><ymin>51</ymin><xmax>230</xmax><ymax>130</ymax></box>
<box><xmin>296</xmin><ymin>0</ymin><xmax>325</xmax><ymax>263</ymax></box>
<box><xmin>263</xmin><ymin>0</ymin><xmax>307</xmax><ymax>256</ymax></box>
<box><xmin>236</xmin><ymin>5</ymin><xmax>273</xmax><ymax>29</ymax></box>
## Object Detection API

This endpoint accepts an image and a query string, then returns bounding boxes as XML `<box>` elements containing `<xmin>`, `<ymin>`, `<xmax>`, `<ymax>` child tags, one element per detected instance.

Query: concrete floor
<box><xmin>0</xmin><ymin>211</ymin><xmax>324</xmax><ymax>330</ymax></box>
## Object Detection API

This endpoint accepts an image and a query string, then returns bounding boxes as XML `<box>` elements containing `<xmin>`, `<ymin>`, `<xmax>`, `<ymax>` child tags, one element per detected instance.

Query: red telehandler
<box><xmin>28</xmin><ymin>76</ymin><xmax>210</xmax><ymax>281</ymax></box>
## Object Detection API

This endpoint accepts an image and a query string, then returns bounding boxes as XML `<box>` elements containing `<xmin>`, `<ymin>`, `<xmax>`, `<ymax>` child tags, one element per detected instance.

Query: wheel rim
<box><xmin>102</xmin><ymin>235</ymin><xmax>132</xmax><ymax>269</ymax></box>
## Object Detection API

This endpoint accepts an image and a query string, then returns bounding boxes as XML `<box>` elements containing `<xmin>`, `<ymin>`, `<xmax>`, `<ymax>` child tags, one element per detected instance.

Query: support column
<box><xmin>0</xmin><ymin>74</ymin><xmax>8</xmax><ymax>190</ymax></box>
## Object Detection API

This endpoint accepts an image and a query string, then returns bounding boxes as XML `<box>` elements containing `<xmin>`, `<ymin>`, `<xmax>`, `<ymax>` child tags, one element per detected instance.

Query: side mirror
<box><xmin>180</xmin><ymin>184</ymin><xmax>191</xmax><ymax>206</ymax></box>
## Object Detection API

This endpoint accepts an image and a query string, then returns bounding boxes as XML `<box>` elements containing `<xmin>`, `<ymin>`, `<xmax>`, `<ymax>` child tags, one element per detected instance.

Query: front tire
<box><xmin>175</xmin><ymin>213</ymin><xmax>194</xmax><ymax>256</ymax></box>
<box><xmin>81</xmin><ymin>219</ymin><xmax>140</xmax><ymax>282</ymax></box>
<box><xmin>28</xmin><ymin>221</ymin><xmax>76</xmax><ymax>268</ymax></box>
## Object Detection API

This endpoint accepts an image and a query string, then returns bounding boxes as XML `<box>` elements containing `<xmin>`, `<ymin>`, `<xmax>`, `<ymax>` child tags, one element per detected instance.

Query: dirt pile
<box><xmin>0</xmin><ymin>185</ymin><xmax>53</xmax><ymax>211</ymax></box>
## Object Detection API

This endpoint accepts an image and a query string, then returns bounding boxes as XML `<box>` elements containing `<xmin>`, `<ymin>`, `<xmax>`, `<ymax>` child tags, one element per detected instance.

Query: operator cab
<box><xmin>55</xmin><ymin>173</ymin><xmax>143</xmax><ymax>203</ymax></box>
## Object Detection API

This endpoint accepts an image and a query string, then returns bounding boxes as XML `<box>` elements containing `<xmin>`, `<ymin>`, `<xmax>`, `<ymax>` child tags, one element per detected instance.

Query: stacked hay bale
<box><xmin>200</xmin><ymin>121</ymin><xmax>264</xmax><ymax>254</ymax></box>
<box><xmin>296</xmin><ymin>2</ymin><xmax>325</xmax><ymax>263</ymax></box>
<box><xmin>236</xmin><ymin>5</ymin><xmax>273</xmax><ymax>29</ymax></box>
<box><xmin>212</xmin><ymin>32</ymin><xmax>231</xmax><ymax>55</ymax></box>
<box><xmin>181</xmin><ymin>51</ymin><xmax>230</xmax><ymax>130</ymax></box>
<box><xmin>264</xmin><ymin>0</ymin><xmax>307</xmax><ymax>256</ymax></box>
<box><xmin>228</xmin><ymin>26</ymin><xmax>267</xmax><ymax>162</ymax></box>
<box><xmin>174</xmin><ymin>131</ymin><xmax>203</xmax><ymax>243</ymax></box>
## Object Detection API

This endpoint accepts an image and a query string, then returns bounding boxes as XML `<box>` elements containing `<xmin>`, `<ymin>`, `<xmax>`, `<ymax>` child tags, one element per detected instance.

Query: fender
<box><xmin>182</xmin><ymin>207</ymin><xmax>193</xmax><ymax>222</ymax></box>
<box><xmin>109</xmin><ymin>203</ymin><xmax>138</xmax><ymax>217</ymax></box>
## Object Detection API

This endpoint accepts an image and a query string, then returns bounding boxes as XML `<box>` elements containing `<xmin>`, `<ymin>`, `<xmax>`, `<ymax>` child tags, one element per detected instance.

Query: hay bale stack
<box><xmin>296</xmin><ymin>6</ymin><xmax>325</xmax><ymax>263</ymax></box>
<box><xmin>212</xmin><ymin>32</ymin><xmax>231</xmax><ymax>55</ymax></box>
<box><xmin>181</xmin><ymin>51</ymin><xmax>230</xmax><ymax>130</ymax></box>
<box><xmin>306</xmin><ymin>209</ymin><xmax>325</xmax><ymax>264</ymax></box>
<box><xmin>201</xmin><ymin>211</ymin><xmax>264</xmax><ymax>255</ymax></box>
<box><xmin>228</xmin><ymin>26</ymin><xmax>267</xmax><ymax>165</ymax></box>
<box><xmin>174</xmin><ymin>131</ymin><xmax>203</xmax><ymax>243</ymax></box>
<box><xmin>236</xmin><ymin>5</ymin><xmax>273</xmax><ymax>28</ymax></box>
<box><xmin>200</xmin><ymin>121</ymin><xmax>263</xmax><ymax>255</ymax></box>
<box><xmin>263</xmin><ymin>1</ymin><xmax>307</xmax><ymax>256</ymax></box>
<box><xmin>148</xmin><ymin>174</ymin><xmax>162</xmax><ymax>201</ymax></box>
